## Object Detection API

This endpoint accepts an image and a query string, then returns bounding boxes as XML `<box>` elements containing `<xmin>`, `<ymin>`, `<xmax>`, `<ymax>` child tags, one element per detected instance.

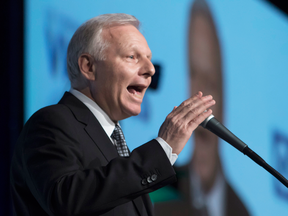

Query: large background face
<box><xmin>25</xmin><ymin>0</ymin><xmax>288</xmax><ymax>215</ymax></box>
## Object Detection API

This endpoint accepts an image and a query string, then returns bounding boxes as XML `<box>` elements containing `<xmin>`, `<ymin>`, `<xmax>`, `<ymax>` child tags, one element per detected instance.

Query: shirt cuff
<box><xmin>155</xmin><ymin>137</ymin><xmax>178</xmax><ymax>165</ymax></box>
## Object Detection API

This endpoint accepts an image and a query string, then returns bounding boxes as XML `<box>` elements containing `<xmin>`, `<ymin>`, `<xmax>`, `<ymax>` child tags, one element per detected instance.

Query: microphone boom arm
<box><xmin>201</xmin><ymin>116</ymin><xmax>288</xmax><ymax>188</ymax></box>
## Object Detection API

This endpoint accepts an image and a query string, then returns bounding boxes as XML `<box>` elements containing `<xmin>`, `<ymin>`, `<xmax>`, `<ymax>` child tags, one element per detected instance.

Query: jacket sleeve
<box><xmin>21</xmin><ymin>106</ymin><xmax>176</xmax><ymax>216</ymax></box>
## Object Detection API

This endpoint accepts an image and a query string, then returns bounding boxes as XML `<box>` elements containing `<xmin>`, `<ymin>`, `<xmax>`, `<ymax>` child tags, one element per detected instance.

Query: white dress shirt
<box><xmin>190</xmin><ymin>169</ymin><xmax>226</xmax><ymax>216</ymax></box>
<box><xmin>69</xmin><ymin>88</ymin><xmax>177</xmax><ymax>165</ymax></box>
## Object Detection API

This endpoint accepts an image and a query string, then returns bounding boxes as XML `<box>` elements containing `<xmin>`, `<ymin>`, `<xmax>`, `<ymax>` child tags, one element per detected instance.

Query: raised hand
<box><xmin>158</xmin><ymin>91</ymin><xmax>215</xmax><ymax>155</ymax></box>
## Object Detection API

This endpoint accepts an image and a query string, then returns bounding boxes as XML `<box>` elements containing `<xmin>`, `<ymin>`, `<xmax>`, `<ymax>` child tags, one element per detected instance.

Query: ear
<box><xmin>78</xmin><ymin>53</ymin><xmax>96</xmax><ymax>81</ymax></box>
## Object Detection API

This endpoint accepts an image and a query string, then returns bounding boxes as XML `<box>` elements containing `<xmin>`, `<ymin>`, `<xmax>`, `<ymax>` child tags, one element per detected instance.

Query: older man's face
<box><xmin>91</xmin><ymin>25</ymin><xmax>155</xmax><ymax>122</ymax></box>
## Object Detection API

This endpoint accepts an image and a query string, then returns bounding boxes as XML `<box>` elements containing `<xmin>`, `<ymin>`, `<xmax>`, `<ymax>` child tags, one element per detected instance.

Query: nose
<box><xmin>139</xmin><ymin>57</ymin><xmax>155</xmax><ymax>78</ymax></box>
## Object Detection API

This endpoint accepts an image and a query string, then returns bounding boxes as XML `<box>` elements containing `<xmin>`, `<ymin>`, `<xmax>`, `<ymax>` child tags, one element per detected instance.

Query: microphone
<box><xmin>200</xmin><ymin>114</ymin><xmax>247</xmax><ymax>152</ymax></box>
<box><xmin>200</xmin><ymin>114</ymin><xmax>288</xmax><ymax>188</ymax></box>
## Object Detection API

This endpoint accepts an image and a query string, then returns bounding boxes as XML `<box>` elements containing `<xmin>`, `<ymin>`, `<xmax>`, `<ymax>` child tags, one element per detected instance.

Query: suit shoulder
<box><xmin>27</xmin><ymin>104</ymin><xmax>73</xmax><ymax>124</ymax></box>
<box><xmin>17</xmin><ymin>103</ymin><xmax>82</xmax><ymax>150</ymax></box>
<box><xmin>22</xmin><ymin>104</ymin><xmax>79</xmax><ymax>141</ymax></box>
<box><xmin>33</xmin><ymin>103</ymin><xmax>71</xmax><ymax>115</ymax></box>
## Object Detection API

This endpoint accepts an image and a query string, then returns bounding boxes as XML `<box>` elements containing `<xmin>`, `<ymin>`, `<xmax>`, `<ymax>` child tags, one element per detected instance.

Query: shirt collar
<box><xmin>69</xmin><ymin>88</ymin><xmax>116</xmax><ymax>137</ymax></box>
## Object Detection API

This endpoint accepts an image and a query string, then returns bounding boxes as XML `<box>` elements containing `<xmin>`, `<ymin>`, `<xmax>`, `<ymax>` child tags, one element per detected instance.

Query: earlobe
<box><xmin>78</xmin><ymin>53</ymin><xmax>96</xmax><ymax>81</ymax></box>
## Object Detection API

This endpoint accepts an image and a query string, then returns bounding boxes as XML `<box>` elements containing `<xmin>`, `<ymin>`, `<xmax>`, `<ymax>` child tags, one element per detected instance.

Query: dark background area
<box><xmin>0</xmin><ymin>1</ymin><xmax>286</xmax><ymax>215</ymax></box>
<box><xmin>1</xmin><ymin>0</ymin><xmax>23</xmax><ymax>215</ymax></box>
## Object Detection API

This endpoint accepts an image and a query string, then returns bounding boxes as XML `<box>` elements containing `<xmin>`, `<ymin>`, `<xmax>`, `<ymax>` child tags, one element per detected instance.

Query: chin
<box><xmin>129</xmin><ymin>108</ymin><xmax>142</xmax><ymax>117</ymax></box>
<box><xmin>123</xmin><ymin>105</ymin><xmax>142</xmax><ymax>118</ymax></box>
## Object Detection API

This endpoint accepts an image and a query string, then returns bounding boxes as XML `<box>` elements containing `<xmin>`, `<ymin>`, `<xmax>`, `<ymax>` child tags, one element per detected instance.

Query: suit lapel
<box><xmin>84</xmin><ymin>117</ymin><xmax>119</xmax><ymax>161</ymax></box>
<box><xmin>59</xmin><ymin>92</ymin><xmax>151</xmax><ymax>215</ymax></box>
<box><xmin>58</xmin><ymin>92</ymin><xmax>118</xmax><ymax>162</ymax></box>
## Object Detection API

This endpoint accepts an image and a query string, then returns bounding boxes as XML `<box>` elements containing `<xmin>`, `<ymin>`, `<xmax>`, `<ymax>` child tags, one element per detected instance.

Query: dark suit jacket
<box><xmin>154</xmin><ymin>165</ymin><xmax>250</xmax><ymax>216</ymax></box>
<box><xmin>10</xmin><ymin>92</ymin><xmax>176</xmax><ymax>216</ymax></box>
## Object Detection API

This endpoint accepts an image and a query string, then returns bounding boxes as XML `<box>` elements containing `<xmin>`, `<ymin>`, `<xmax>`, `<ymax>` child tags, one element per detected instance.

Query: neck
<box><xmin>75</xmin><ymin>86</ymin><xmax>118</xmax><ymax>124</ymax></box>
<box><xmin>76</xmin><ymin>86</ymin><xmax>94</xmax><ymax>102</ymax></box>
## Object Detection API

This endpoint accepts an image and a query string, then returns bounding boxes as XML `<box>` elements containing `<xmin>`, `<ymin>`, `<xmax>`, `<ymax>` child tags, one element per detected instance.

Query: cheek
<box><xmin>111</xmin><ymin>62</ymin><xmax>131</xmax><ymax>80</ymax></box>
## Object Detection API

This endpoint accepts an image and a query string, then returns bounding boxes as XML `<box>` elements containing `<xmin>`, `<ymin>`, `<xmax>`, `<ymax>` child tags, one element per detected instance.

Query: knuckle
<box><xmin>174</xmin><ymin>120</ymin><xmax>182</xmax><ymax>128</ymax></box>
<box><xmin>169</xmin><ymin>116</ymin><xmax>182</xmax><ymax>127</ymax></box>
<box><xmin>170</xmin><ymin>116</ymin><xmax>178</xmax><ymax>125</ymax></box>
<box><xmin>166</xmin><ymin>113</ymin><xmax>173</xmax><ymax>120</ymax></box>
<box><xmin>190</xmin><ymin>117</ymin><xmax>198</xmax><ymax>124</ymax></box>
<box><xmin>166</xmin><ymin>112</ymin><xmax>176</xmax><ymax>121</ymax></box>
<box><xmin>187</xmin><ymin>102</ymin><xmax>193</xmax><ymax>108</ymax></box>
<box><xmin>194</xmin><ymin>117</ymin><xmax>202</xmax><ymax>124</ymax></box>
<box><xmin>188</xmin><ymin>108</ymin><xmax>197</xmax><ymax>116</ymax></box>
<box><xmin>180</xmin><ymin>124</ymin><xmax>187</xmax><ymax>133</ymax></box>
<box><xmin>181</xmin><ymin>101</ymin><xmax>188</xmax><ymax>107</ymax></box>
<box><xmin>204</xmin><ymin>98</ymin><xmax>210</xmax><ymax>104</ymax></box>
<box><xmin>201</xmin><ymin>96</ymin><xmax>207</xmax><ymax>101</ymax></box>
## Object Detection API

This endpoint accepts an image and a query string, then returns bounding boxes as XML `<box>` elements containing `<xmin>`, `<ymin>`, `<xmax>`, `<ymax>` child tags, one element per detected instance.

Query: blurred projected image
<box><xmin>44</xmin><ymin>10</ymin><xmax>77</xmax><ymax>103</ymax></box>
<box><xmin>272</xmin><ymin>131</ymin><xmax>288</xmax><ymax>200</ymax></box>
<box><xmin>155</xmin><ymin>1</ymin><xmax>250</xmax><ymax>215</ymax></box>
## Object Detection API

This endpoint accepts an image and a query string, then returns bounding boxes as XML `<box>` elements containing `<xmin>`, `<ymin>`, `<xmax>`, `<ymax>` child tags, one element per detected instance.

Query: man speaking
<box><xmin>10</xmin><ymin>13</ymin><xmax>215</xmax><ymax>215</ymax></box>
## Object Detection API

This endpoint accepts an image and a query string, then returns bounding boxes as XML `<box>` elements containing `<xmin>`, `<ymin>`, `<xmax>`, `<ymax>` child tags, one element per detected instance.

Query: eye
<box><xmin>128</xmin><ymin>55</ymin><xmax>134</xmax><ymax>59</ymax></box>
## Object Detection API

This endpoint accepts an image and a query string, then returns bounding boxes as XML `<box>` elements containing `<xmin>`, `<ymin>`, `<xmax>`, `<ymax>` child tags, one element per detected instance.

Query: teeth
<box><xmin>133</xmin><ymin>94</ymin><xmax>142</xmax><ymax>99</ymax></box>
<box><xmin>128</xmin><ymin>90</ymin><xmax>142</xmax><ymax>98</ymax></box>
<box><xmin>127</xmin><ymin>85</ymin><xmax>146</xmax><ymax>99</ymax></box>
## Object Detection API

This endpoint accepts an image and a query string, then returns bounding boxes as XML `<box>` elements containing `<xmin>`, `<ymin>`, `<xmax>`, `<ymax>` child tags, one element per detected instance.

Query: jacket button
<box><xmin>147</xmin><ymin>176</ymin><xmax>153</xmax><ymax>183</ymax></box>
<box><xmin>151</xmin><ymin>174</ymin><xmax>157</xmax><ymax>181</ymax></box>
<box><xmin>141</xmin><ymin>179</ymin><xmax>148</xmax><ymax>185</ymax></box>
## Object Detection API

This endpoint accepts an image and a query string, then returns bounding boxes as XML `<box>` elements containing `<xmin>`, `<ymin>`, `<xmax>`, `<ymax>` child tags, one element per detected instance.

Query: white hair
<box><xmin>67</xmin><ymin>13</ymin><xmax>140</xmax><ymax>89</ymax></box>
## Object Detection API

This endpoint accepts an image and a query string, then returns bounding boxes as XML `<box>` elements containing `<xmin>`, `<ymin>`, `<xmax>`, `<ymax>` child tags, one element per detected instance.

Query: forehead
<box><xmin>102</xmin><ymin>25</ymin><xmax>151</xmax><ymax>52</ymax></box>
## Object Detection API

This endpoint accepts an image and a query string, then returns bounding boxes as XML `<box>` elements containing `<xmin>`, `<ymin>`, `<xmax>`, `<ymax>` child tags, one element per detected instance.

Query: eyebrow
<box><xmin>121</xmin><ymin>43</ymin><xmax>152</xmax><ymax>58</ymax></box>
<box><xmin>148</xmin><ymin>53</ymin><xmax>152</xmax><ymax>59</ymax></box>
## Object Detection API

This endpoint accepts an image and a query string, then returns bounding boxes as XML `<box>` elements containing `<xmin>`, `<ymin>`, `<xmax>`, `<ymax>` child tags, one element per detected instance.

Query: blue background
<box><xmin>25</xmin><ymin>0</ymin><xmax>288</xmax><ymax>215</ymax></box>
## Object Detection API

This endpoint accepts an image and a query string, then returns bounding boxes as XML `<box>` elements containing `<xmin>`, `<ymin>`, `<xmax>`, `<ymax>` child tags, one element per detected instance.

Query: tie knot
<box><xmin>111</xmin><ymin>125</ymin><xmax>129</xmax><ymax>157</ymax></box>
<box><xmin>111</xmin><ymin>125</ymin><xmax>124</xmax><ymax>142</ymax></box>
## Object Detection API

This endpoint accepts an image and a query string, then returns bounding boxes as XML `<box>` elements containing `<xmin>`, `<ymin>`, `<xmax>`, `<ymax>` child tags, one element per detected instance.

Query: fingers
<box><xmin>158</xmin><ymin>92</ymin><xmax>216</xmax><ymax>155</ymax></box>
<box><xmin>187</xmin><ymin>108</ymin><xmax>213</xmax><ymax>127</ymax></box>
<box><xmin>168</xmin><ymin>91</ymin><xmax>215</xmax><ymax>124</ymax></box>
<box><xmin>172</xmin><ymin>92</ymin><xmax>204</xmax><ymax>117</ymax></box>
<box><xmin>184</xmin><ymin>96</ymin><xmax>215</xmax><ymax>126</ymax></box>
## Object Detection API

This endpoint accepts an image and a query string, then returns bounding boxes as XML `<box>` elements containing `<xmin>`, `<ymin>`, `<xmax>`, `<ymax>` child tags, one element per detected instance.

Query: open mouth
<box><xmin>127</xmin><ymin>85</ymin><xmax>146</xmax><ymax>97</ymax></box>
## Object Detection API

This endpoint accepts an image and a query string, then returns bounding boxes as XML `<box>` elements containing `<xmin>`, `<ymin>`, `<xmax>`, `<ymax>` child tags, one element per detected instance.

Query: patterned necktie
<box><xmin>111</xmin><ymin>124</ymin><xmax>129</xmax><ymax>157</ymax></box>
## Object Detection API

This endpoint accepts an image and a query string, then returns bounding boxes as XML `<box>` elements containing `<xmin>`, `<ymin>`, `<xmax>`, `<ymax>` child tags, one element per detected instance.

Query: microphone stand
<box><xmin>201</xmin><ymin>115</ymin><xmax>288</xmax><ymax>188</ymax></box>
<box><xmin>243</xmin><ymin>146</ymin><xmax>288</xmax><ymax>188</ymax></box>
